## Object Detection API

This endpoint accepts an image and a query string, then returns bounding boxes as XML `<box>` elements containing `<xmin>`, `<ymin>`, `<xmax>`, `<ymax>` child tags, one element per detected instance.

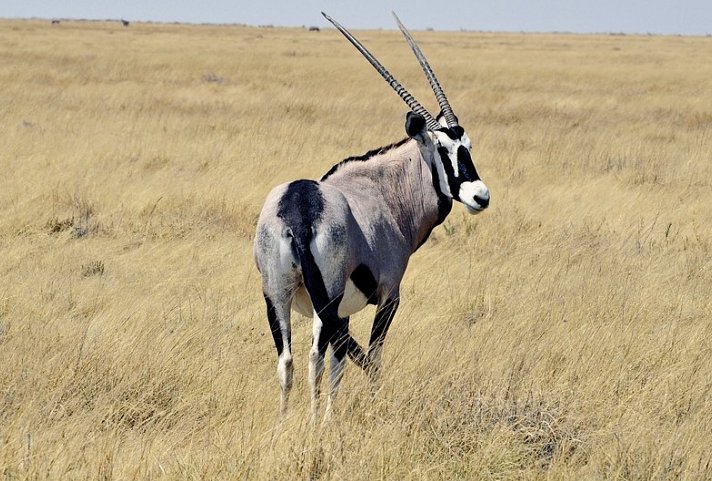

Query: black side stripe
<box><xmin>350</xmin><ymin>264</ymin><xmax>379</xmax><ymax>305</ymax></box>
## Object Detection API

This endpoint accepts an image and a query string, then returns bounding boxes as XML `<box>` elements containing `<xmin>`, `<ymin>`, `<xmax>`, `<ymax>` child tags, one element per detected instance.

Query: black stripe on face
<box><xmin>457</xmin><ymin>145</ymin><xmax>480</xmax><ymax>182</ymax></box>
<box><xmin>438</xmin><ymin>146</ymin><xmax>462</xmax><ymax>200</ymax></box>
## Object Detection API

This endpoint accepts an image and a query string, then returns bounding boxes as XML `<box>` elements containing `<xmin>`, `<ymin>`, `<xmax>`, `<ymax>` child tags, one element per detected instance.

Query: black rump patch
<box><xmin>278</xmin><ymin>180</ymin><xmax>344</xmax><ymax>322</ymax></box>
<box><xmin>277</xmin><ymin>180</ymin><xmax>324</xmax><ymax>238</ymax></box>
<box><xmin>350</xmin><ymin>264</ymin><xmax>378</xmax><ymax>305</ymax></box>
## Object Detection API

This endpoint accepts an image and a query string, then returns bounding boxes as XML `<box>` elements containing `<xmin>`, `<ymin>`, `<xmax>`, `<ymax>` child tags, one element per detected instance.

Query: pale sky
<box><xmin>2</xmin><ymin>0</ymin><xmax>711</xmax><ymax>36</ymax></box>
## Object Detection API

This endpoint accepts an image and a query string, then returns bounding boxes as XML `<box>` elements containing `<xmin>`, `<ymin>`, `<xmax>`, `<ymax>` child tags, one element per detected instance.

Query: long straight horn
<box><xmin>322</xmin><ymin>12</ymin><xmax>441</xmax><ymax>132</ymax></box>
<box><xmin>392</xmin><ymin>12</ymin><xmax>458</xmax><ymax>128</ymax></box>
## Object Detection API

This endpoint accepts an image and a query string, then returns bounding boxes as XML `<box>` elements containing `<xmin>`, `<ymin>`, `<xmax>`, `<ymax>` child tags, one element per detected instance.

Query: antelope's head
<box><xmin>323</xmin><ymin>12</ymin><xmax>490</xmax><ymax>214</ymax></box>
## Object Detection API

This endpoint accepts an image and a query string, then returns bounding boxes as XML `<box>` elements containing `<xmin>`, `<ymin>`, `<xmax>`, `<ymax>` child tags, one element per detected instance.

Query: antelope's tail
<box><xmin>290</xmin><ymin>229</ymin><xmax>368</xmax><ymax>369</ymax></box>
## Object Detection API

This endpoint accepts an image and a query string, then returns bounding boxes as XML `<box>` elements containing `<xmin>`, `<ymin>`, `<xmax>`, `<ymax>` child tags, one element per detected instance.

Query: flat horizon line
<box><xmin>2</xmin><ymin>15</ymin><xmax>711</xmax><ymax>38</ymax></box>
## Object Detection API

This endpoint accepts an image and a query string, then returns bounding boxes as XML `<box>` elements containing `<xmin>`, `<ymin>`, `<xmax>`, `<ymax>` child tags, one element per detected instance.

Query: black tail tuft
<box><xmin>291</xmin><ymin>233</ymin><xmax>337</xmax><ymax>318</ymax></box>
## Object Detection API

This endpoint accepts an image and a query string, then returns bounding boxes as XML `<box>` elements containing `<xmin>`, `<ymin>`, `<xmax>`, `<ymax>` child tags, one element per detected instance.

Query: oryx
<box><xmin>254</xmin><ymin>12</ymin><xmax>490</xmax><ymax>418</ymax></box>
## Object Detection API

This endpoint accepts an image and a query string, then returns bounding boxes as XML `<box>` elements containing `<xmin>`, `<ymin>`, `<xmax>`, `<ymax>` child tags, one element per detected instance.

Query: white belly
<box><xmin>292</xmin><ymin>281</ymin><xmax>369</xmax><ymax>318</ymax></box>
<box><xmin>292</xmin><ymin>286</ymin><xmax>313</xmax><ymax>317</ymax></box>
<box><xmin>337</xmin><ymin>279</ymin><xmax>369</xmax><ymax>317</ymax></box>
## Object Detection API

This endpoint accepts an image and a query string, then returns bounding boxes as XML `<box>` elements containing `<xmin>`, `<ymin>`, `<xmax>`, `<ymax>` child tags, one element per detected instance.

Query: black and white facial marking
<box><xmin>431</xmin><ymin>115</ymin><xmax>490</xmax><ymax>214</ymax></box>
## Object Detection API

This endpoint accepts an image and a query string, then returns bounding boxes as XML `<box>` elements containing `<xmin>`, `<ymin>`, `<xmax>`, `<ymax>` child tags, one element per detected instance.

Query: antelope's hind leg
<box><xmin>308</xmin><ymin>309</ymin><xmax>326</xmax><ymax>420</ymax></box>
<box><xmin>263</xmin><ymin>292</ymin><xmax>293</xmax><ymax>417</ymax></box>
<box><xmin>308</xmin><ymin>308</ymin><xmax>349</xmax><ymax>420</ymax></box>
<box><xmin>326</xmin><ymin>317</ymin><xmax>349</xmax><ymax>416</ymax></box>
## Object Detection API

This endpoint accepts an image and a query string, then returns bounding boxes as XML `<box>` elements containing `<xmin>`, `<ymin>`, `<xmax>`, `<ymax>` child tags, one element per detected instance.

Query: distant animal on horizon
<box><xmin>254</xmin><ymin>12</ymin><xmax>490</xmax><ymax>419</ymax></box>
<box><xmin>121</xmin><ymin>19</ymin><xmax>130</xmax><ymax>27</ymax></box>
<box><xmin>51</xmin><ymin>19</ymin><xmax>60</xmax><ymax>25</ymax></box>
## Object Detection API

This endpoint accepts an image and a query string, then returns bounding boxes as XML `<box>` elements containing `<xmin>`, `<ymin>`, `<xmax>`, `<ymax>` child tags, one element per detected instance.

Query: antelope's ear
<box><xmin>405</xmin><ymin>111</ymin><xmax>427</xmax><ymax>138</ymax></box>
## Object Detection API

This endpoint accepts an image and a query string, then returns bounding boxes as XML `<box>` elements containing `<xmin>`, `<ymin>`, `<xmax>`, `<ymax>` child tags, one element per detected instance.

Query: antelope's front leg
<box><xmin>367</xmin><ymin>297</ymin><xmax>400</xmax><ymax>383</ymax></box>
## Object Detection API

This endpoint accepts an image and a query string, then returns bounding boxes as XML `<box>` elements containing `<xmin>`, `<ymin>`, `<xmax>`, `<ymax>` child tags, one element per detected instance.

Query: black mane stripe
<box><xmin>320</xmin><ymin>138</ymin><xmax>410</xmax><ymax>181</ymax></box>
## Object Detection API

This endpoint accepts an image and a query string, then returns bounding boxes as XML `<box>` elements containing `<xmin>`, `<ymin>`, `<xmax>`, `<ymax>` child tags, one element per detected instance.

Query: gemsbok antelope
<box><xmin>254</xmin><ymin>12</ymin><xmax>490</xmax><ymax>418</ymax></box>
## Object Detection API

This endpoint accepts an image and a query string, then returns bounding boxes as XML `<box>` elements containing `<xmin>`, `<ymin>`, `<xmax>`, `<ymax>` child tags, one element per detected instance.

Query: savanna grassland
<box><xmin>1</xmin><ymin>18</ymin><xmax>711</xmax><ymax>480</ymax></box>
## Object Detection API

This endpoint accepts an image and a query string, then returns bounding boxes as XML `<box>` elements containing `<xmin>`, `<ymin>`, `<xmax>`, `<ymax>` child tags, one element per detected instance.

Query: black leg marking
<box><xmin>346</xmin><ymin>336</ymin><xmax>368</xmax><ymax>369</ymax></box>
<box><xmin>331</xmin><ymin>317</ymin><xmax>350</xmax><ymax>360</ymax></box>
<box><xmin>315</xmin><ymin>313</ymin><xmax>349</xmax><ymax>357</ymax></box>
<box><xmin>317</xmin><ymin>319</ymin><xmax>334</xmax><ymax>356</ymax></box>
<box><xmin>350</xmin><ymin>264</ymin><xmax>378</xmax><ymax>305</ymax></box>
<box><xmin>263</xmin><ymin>293</ymin><xmax>283</xmax><ymax>356</ymax></box>
<box><xmin>369</xmin><ymin>298</ymin><xmax>400</xmax><ymax>349</ymax></box>
<box><xmin>364</xmin><ymin>298</ymin><xmax>400</xmax><ymax>380</ymax></box>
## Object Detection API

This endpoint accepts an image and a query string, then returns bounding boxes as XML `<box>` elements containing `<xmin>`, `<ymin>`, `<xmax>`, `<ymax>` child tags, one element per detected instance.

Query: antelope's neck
<box><xmin>323</xmin><ymin>138</ymin><xmax>452</xmax><ymax>252</ymax></box>
<box><xmin>405</xmin><ymin>139</ymin><xmax>453</xmax><ymax>251</ymax></box>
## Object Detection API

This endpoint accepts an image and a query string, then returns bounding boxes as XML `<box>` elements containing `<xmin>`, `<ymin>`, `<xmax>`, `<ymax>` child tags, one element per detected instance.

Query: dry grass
<box><xmin>1</xmin><ymin>19</ymin><xmax>711</xmax><ymax>480</ymax></box>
